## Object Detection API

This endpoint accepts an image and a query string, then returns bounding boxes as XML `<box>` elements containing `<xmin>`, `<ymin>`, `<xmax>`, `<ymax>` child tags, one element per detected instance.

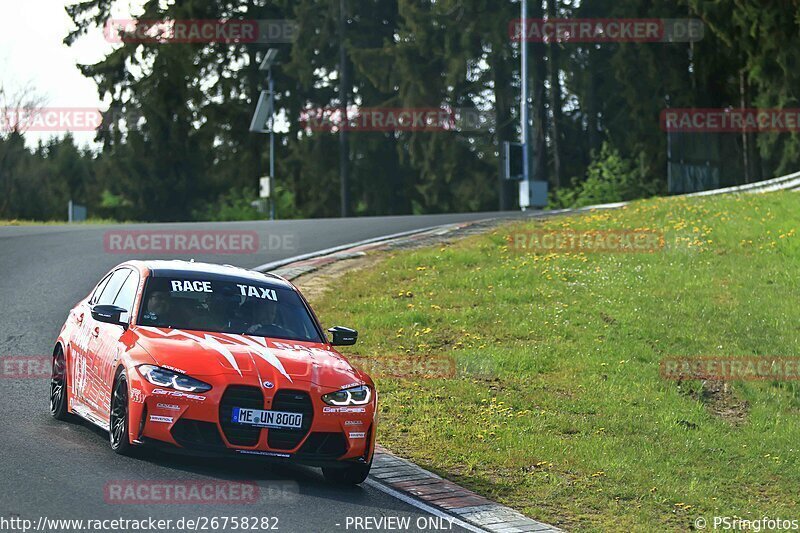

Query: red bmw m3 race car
<box><xmin>50</xmin><ymin>260</ymin><xmax>375</xmax><ymax>484</ymax></box>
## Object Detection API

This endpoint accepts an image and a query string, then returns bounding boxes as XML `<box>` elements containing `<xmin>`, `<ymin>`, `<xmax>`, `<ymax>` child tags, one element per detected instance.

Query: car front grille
<box><xmin>219</xmin><ymin>385</ymin><xmax>264</xmax><ymax>446</ymax></box>
<box><xmin>171</xmin><ymin>419</ymin><xmax>226</xmax><ymax>451</ymax></box>
<box><xmin>267</xmin><ymin>390</ymin><xmax>314</xmax><ymax>450</ymax></box>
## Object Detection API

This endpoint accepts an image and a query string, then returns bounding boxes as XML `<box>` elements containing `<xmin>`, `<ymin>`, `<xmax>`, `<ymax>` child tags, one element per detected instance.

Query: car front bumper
<box><xmin>127</xmin><ymin>376</ymin><xmax>376</xmax><ymax>467</ymax></box>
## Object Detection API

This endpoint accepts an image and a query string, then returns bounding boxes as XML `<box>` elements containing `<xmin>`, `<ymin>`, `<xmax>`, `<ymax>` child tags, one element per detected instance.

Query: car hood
<box><xmin>132</xmin><ymin>326</ymin><xmax>363</xmax><ymax>390</ymax></box>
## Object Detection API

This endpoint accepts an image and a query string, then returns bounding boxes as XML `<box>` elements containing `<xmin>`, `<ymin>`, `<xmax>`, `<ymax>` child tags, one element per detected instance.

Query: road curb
<box><xmin>254</xmin><ymin>221</ymin><xmax>480</xmax><ymax>275</ymax></box>
<box><xmin>256</xmin><ymin>220</ymin><xmax>486</xmax><ymax>280</ymax></box>
<box><xmin>370</xmin><ymin>446</ymin><xmax>561</xmax><ymax>532</ymax></box>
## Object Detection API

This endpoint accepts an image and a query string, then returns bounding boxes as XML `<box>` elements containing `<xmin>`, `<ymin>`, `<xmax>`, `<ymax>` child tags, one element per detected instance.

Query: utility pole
<box><xmin>520</xmin><ymin>0</ymin><xmax>531</xmax><ymax>209</ymax></box>
<box><xmin>268</xmin><ymin>66</ymin><xmax>276</xmax><ymax>220</ymax></box>
<box><xmin>518</xmin><ymin>0</ymin><xmax>548</xmax><ymax>210</ymax></box>
<box><xmin>339</xmin><ymin>0</ymin><xmax>350</xmax><ymax>218</ymax></box>
<box><xmin>249</xmin><ymin>49</ymin><xmax>279</xmax><ymax>219</ymax></box>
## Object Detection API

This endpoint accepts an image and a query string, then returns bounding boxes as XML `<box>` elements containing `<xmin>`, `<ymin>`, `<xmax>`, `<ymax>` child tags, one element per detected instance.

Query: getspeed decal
<box><xmin>323</xmin><ymin>406</ymin><xmax>366</xmax><ymax>414</ymax></box>
<box><xmin>152</xmin><ymin>388</ymin><xmax>207</xmax><ymax>401</ymax></box>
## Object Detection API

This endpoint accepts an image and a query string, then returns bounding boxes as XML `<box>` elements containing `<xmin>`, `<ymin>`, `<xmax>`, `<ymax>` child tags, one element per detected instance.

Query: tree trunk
<box><xmin>339</xmin><ymin>0</ymin><xmax>351</xmax><ymax>216</ymax></box>
<box><xmin>546</xmin><ymin>0</ymin><xmax>562</xmax><ymax>189</ymax></box>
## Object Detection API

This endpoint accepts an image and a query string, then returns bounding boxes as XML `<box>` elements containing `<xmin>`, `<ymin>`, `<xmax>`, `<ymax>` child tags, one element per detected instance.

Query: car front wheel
<box><xmin>110</xmin><ymin>372</ymin><xmax>134</xmax><ymax>455</ymax></box>
<box><xmin>50</xmin><ymin>347</ymin><xmax>69</xmax><ymax>420</ymax></box>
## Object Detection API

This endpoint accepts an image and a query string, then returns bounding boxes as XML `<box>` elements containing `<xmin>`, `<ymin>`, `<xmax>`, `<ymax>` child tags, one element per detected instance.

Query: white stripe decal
<box><xmin>140</xmin><ymin>327</ymin><xmax>294</xmax><ymax>381</ymax></box>
<box><xmin>140</xmin><ymin>327</ymin><xmax>243</xmax><ymax>376</ymax></box>
<box><xmin>228</xmin><ymin>334</ymin><xmax>293</xmax><ymax>383</ymax></box>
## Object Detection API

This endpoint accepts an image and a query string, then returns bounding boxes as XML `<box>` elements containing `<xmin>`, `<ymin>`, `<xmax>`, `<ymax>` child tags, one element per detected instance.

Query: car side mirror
<box><xmin>91</xmin><ymin>304</ymin><xmax>129</xmax><ymax>330</ymax></box>
<box><xmin>328</xmin><ymin>326</ymin><xmax>357</xmax><ymax>346</ymax></box>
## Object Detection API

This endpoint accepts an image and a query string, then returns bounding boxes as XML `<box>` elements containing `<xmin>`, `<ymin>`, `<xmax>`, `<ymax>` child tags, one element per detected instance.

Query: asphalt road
<box><xmin>0</xmin><ymin>211</ymin><xmax>524</xmax><ymax>533</ymax></box>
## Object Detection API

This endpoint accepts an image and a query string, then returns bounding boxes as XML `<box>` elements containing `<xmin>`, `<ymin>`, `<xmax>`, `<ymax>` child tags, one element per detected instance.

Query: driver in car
<box><xmin>141</xmin><ymin>291</ymin><xmax>177</xmax><ymax>326</ymax></box>
<box><xmin>245</xmin><ymin>300</ymin><xmax>283</xmax><ymax>337</ymax></box>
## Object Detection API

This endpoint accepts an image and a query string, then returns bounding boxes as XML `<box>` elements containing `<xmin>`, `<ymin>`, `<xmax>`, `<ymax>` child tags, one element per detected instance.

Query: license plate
<box><xmin>231</xmin><ymin>407</ymin><xmax>303</xmax><ymax>429</ymax></box>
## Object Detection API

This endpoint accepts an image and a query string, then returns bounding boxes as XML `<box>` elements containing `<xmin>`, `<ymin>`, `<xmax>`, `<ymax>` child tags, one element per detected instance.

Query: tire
<box><xmin>109</xmin><ymin>372</ymin><xmax>134</xmax><ymax>455</ymax></box>
<box><xmin>323</xmin><ymin>461</ymin><xmax>372</xmax><ymax>485</ymax></box>
<box><xmin>50</xmin><ymin>347</ymin><xmax>70</xmax><ymax>421</ymax></box>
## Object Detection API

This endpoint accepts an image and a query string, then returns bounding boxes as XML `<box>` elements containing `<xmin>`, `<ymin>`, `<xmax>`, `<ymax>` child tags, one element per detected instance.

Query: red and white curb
<box><xmin>257</xmin><ymin>224</ymin><xmax>562</xmax><ymax>533</ymax></box>
<box><xmin>255</xmin><ymin>221</ymin><xmax>479</xmax><ymax>280</ymax></box>
<box><xmin>369</xmin><ymin>446</ymin><xmax>560</xmax><ymax>532</ymax></box>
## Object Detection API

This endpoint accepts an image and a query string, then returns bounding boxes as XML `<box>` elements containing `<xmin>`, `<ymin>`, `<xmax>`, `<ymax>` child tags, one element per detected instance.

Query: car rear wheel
<box><xmin>322</xmin><ymin>461</ymin><xmax>372</xmax><ymax>485</ymax></box>
<box><xmin>50</xmin><ymin>347</ymin><xmax>69</xmax><ymax>421</ymax></box>
<box><xmin>110</xmin><ymin>372</ymin><xmax>134</xmax><ymax>455</ymax></box>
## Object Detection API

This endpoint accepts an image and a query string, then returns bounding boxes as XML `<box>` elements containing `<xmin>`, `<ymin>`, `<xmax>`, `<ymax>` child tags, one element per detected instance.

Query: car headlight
<box><xmin>322</xmin><ymin>385</ymin><xmax>372</xmax><ymax>406</ymax></box>
<box><xmin>137</xmin><ymin>365</ymin><xmax>212</xmax><ymax>393</ymax></box>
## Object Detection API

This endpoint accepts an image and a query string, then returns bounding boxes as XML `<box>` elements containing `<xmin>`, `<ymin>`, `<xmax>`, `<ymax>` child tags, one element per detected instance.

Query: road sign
<box><xmin>249</xmin><ymin>90</ymin><xmax>273</xmax><ymax>133</ymax></box>
<box><xmin>259</xmin><ymin>176</ymin><xmax>271</xmax><ymax>198</ymax></box>
<box><xmin>502</xmin><ymin>141</ymin><xmax>524</xmax><ymax>180</ymax></box>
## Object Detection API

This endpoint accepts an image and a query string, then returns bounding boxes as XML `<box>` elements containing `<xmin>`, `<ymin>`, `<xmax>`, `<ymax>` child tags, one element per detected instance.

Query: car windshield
<box><xmin>137</xmin><ymin>277</ymin><xmax>322</xmax><ymax>343</ymax></box>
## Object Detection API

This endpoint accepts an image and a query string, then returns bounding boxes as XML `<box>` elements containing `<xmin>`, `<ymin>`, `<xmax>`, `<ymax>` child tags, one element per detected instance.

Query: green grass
<box><xmin>311</xmin><ymin>192</ymin><xmax>800</xmax><ymax>531</ymax></box>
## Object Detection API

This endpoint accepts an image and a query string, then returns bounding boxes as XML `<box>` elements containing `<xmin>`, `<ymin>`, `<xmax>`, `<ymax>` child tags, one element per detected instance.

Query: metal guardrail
<box><xmin>686</xmin><ymin>170</ymin><xmax>800</xmax><ymax>197</ymax></box>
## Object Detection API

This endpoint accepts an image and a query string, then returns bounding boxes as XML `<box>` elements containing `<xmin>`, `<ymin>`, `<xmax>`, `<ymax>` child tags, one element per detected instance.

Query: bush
<box><xmin>192</xmin><ymin>184</ymin><xmax>301</xmax><ymax>221</ymax></box>
<box><xmin>549</xmin><ymin>143</ymin><xmax>655</xmax><ymax>209</ymax></box>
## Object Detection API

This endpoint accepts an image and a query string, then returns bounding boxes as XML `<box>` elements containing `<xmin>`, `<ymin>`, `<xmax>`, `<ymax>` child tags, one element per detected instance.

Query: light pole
<box><xmin>518</xmin><ymin>0</ymin><xmax>548</xmax><ymax>210</ymax></box>
<box><xmin>249</xmin><ymin>48</ymin><xmax>279</xmax><ymax>220</ymax></box>
<box><xmin>521</xmin><ymin>0</ymin><xmax>530</xmax><ymax>194</ymax></box>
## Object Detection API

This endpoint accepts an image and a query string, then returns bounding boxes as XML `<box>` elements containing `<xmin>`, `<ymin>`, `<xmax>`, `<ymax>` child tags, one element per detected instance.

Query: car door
<box><xmin>84</xmin><ymin>268</ymin><xmax>132</xmax><ymax>418</ymax></box>
<box><xmin>69</xmin><ymin>272</ymin><xmax>112</xmax><ymax>413</ymax></box>
<box><xmin>92</xmin><ymin>268</ymin><xmax>141</xmax><ymax>420</ymax></box>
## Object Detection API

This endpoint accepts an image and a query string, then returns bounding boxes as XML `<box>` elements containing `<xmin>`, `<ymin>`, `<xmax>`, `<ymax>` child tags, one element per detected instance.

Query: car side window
<box><xmin>96</xmin><ymin>269</ymin><xmax>132</xmax><ymax>306</ymax></box>
<box><xmin>112</xmin><ymin>270</ymin><xmax>140</xmax><ymax>315</ymax></box>
<box><xmin>90</xmin><ymin>273</ymin><xmax>113</xmax><ymax>305</ymax></box>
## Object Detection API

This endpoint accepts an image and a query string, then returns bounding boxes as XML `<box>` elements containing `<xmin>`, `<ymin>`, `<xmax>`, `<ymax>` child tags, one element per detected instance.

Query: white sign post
<box><xmin>259</xmin><ymin>176</ymin><xmax>271</xmax><ymax>198</ymax></box>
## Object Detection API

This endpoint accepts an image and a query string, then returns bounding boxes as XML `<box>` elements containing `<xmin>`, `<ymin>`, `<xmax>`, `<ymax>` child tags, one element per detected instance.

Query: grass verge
<box><xmin>310</xmin><ymin>191</ymin><xmax>800</xmax><ymax>531</ymax></box>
